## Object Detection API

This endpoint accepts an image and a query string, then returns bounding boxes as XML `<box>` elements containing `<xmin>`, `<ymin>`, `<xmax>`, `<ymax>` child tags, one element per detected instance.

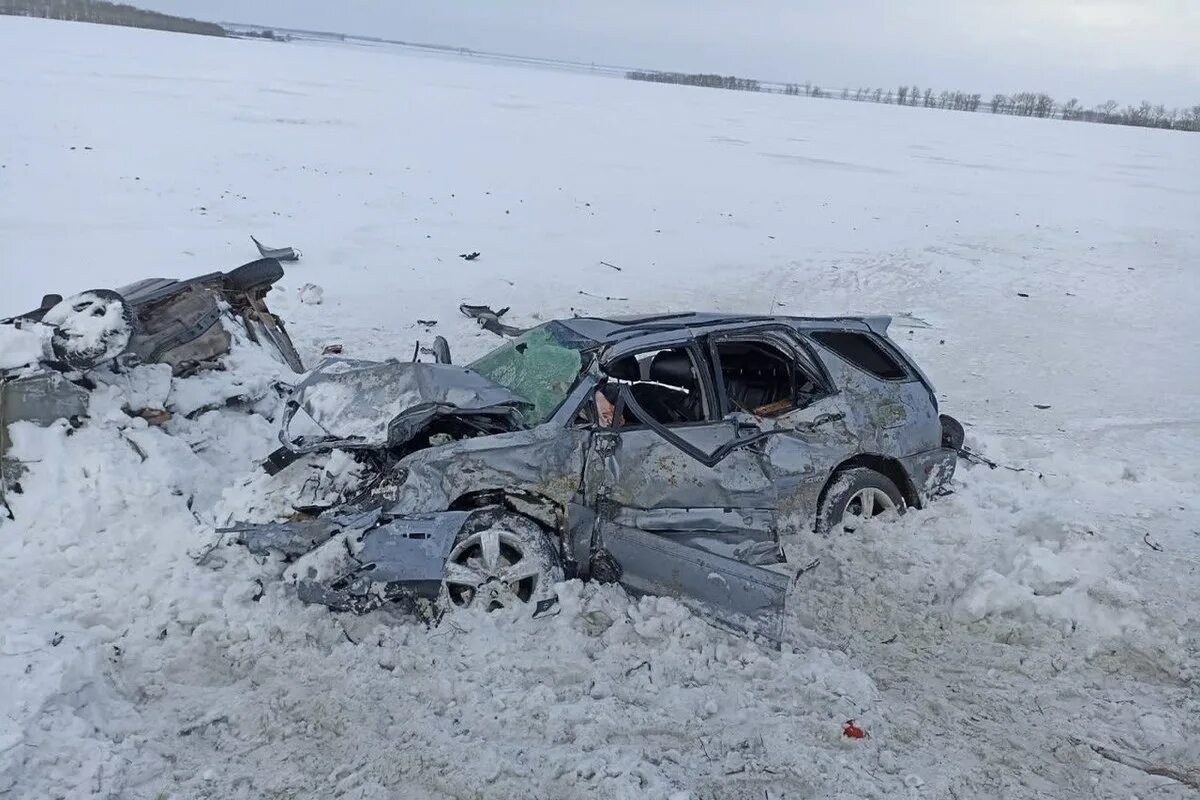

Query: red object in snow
<box><xmin>843</xmin><ymin>720</ymin><xmax>868</xmax><ymax>739</ymax></box>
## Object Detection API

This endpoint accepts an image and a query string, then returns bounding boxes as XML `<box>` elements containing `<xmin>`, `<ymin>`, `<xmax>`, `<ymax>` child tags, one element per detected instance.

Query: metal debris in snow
<box><xmin>251</xmin><ymin>235</ymin><xmax>301</xmax><ymax>262</ymax></box>
<box><xmin>459</xmin><ymin>304</ymin><xmax>526</xmax><ymax>337</ymax></box>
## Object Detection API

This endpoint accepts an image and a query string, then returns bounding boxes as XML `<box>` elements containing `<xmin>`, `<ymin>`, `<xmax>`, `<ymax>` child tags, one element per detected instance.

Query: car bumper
<box><xmin>227</xmin><ymin>509</ymin><xmax>472</xmax><ymax>612</ymax></box>
<box><xmin>900</xmin><ymin>447</ymin><xmax>958</xmax><ymax>504</ymax></box>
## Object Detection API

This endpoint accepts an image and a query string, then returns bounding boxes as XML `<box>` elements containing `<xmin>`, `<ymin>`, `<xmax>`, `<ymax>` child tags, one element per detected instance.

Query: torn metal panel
<box><xmin>294</xmin><ymin>510</ymin><xmax>471</xmax><ymax>612</ymax></box>
<box><xmin>594</xmin><ymin>424</ymin><xmax>776</xmax><ymax>511</ymax></box>
<box><xmin>459</xmin><ymin>304</ymin><xmax>526</xmax><ymax>337</ymax></box>
<box><xmin>223</xmin><ymin>506</ymin><xmax>383</xmax><ymax>557</ymax></box>
<box><xmin>1</xmin><ymin>372</ymin><xmax>90</xmax><ymax>484</ymax></box>
<box><xmin>900</xmin><ymin>447</ymin><xmax>958</xmax><ymax>502</ymax></box>
<box><xmin>278</xmin><ymin>358</ymin><xmax>531</xmax><ymax>454</ymax></box>
<box><xmin>251</xmin><ymin>235</ymin><xmax>301</xmax><ymax>262</ymax></box>
<box><xmin>383</xmin><ymin>425</ymin><xmax>591</xmax><ymax>515</ymax></box>
<box><xmin>601</xmin><ymin>523</ymin><xmax>789</xmax><ymax>640</ymax></box>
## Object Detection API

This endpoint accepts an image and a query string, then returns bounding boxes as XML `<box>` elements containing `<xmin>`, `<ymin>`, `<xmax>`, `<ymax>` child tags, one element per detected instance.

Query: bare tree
<box><xmin>1061</xmin><ymin>98</ymin><xmax>1080</xmax><ymax>120</ymax></box>
<box><xmin>896</xmin><ymin>86</ymin><xmax>908</xmax><ymax>105</ymax></box>
<box><xmin>910</xmin><ymin>85</ymin><xmax>920</xmax><ymax>106</ymax></box>
<box><xmin>923</xmin><ymin>88</ymin><xmax>934</xmax><ymax>108</ymax></box>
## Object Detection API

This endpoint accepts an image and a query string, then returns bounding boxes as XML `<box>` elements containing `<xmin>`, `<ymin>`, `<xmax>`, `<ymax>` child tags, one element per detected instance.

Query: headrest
<box><xmin>604</xmin><ymin>356</ymin><xmax>640</xmax><ymax>381</ymax></box>
<box><xmin>649</xmin><ymin>350</ymin><xmax>695</xmax><ymax>385</ymax></box>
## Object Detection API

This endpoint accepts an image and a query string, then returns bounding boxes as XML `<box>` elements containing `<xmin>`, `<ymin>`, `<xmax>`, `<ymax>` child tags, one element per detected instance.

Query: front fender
<box><xmin>384</xmin><ymin>425</ymin><xmax>590</xmax><ymax>514</ymax></box>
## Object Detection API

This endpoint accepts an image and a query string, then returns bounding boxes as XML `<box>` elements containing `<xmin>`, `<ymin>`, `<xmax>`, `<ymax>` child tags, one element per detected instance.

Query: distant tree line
<box><xmin>627</xmin><ymin>70</ymin><xmax>760</xmax><ymax>93</ymax></box>
<box><xmin>0</xmin><ymin>0</ymin><xmax>225</xmax><ymax>37</ymax></box>
<box><xmin>627</xmin><ymin>69</ymin><xmax>1199</xmax><ymax>133</ymax></box>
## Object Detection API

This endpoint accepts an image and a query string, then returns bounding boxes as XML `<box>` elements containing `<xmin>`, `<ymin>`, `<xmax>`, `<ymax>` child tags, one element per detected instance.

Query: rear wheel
<box><xmin>439</xmin><ymin>510</ymin><xmax>562</xmax><ymax>613</ymax></box>
<box><xmin>817</xmin><ymin>467</ymin><xmax>905</xmax><ymax>534</ymax></box>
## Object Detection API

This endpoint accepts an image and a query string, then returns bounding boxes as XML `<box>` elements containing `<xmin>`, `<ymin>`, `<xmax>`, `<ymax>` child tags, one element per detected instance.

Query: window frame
<box><xmin>596</xmin><ymin>340</ymin><xmax>720</xmax><ymax>431</ymax></box>
<box><xmin>806</xmin><ymin>329</ymin><xmax>913</xmax><ymax>382</ymax></box>
<box><xmin>707</xmin><ymin>326</ymin><xmax>835</xmax><ymax>418</ymax></box>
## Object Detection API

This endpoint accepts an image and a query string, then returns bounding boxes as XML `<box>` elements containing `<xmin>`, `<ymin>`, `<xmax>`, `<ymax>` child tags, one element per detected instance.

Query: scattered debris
<box><xmin>298</xmin><ymin>283</ymin><xmax>324</xmax><ymax>305</ymax></box>
<box><xmin>459</xmin><ymin>303</ymin><xmax>525</xmax><ymax>337</ymax></box>
<box><xmin>578</xmin><ymin>290</ymin><xmax>628</xmax><ymax>302</ymax></box>
<box><xmin>1017</xmin><ymin>292</ymin><xmax>1030</xmax><ymax>298</ymax></box>
<box><xmin>416</xmin><ymin>319</ymin><xmax>438</xmax><ymax>328</ymax></box>
<box><xmin>138</xmin><ymin>408</ymin><xmax>172</xmax><ymax>426</ymax></box>
<box><xmin>956</xmin><ymin>445</ymin><xmax>1043</xmax><ymax>478</ymax></box>
<box><xmin>458</xmin><ymin>252</ymin><xmax>481</xmax><ymax>261</ymax></box>
<box><xmin>599</xmin><ymin>261</ymin><xmax>622</xmax><ymax>271</ymax></box>
<box><xmin>322</xmin><ymin>343</ymin><xmax>344</xmax><ymax>355</ymax></box>
<box><xmin>891</xmin><ymin>312</ymin><xmax>932</xmax><ymax>329</ymax></box>
<box><xmin>624</xmin><ymin>660</ymin><xmax>651</xmax><ymax>677</ymax></box>
<box><xmin>251</xmin><ymin>235</ymin><xmax>301</xmax><ymax>262</ymax></box>
<box><xmin>1142</xmin><ymin>532</ymin><xmax>1164</xmax><ymax>552</ymax></box>
<box><xmin>789</xmin><ymin>558</ymin><xmax>821</xmax><ymax>588</ymax></box>
<box><xmin>1034</xmin><ymin>404</ymin><xmax>1052</xmax><ymax>410</ymax></box>
<box><xmin>843</xmin><ymin>720</ymin><xmax>868</xmax><ymax>739</ymax></box>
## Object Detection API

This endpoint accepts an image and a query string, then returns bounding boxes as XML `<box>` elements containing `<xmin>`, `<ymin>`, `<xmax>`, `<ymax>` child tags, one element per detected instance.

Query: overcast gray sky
<box><xmin>138</xmin><ymin>1</ymin><xmax>1200</xmax><ymax>107</ymax></box>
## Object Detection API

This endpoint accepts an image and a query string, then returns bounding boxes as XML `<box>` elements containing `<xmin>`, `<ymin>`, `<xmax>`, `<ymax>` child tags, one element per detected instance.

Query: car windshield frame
<box><xmin>467</xmin><ymin>321</ymin><xmax>594</xmax><ymax>426</ymax></box>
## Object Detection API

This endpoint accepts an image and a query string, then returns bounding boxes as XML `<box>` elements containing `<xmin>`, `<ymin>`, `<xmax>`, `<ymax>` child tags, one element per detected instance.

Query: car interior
<box><xmin>713</xmin><ymin>339</ymin><xmax>825</xmax><ymax>416</ymax></box>
<box><xmin>605</xmin><ymin>347</ymin><xmax>709</xmax><ymax>425</ymax></box>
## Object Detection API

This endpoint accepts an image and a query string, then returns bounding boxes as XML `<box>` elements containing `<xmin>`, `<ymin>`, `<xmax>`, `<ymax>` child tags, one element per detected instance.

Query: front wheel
<box><xmin>816</xmin><ymin>468</ymin><xmax>905</xmax><ymax>534</ymax></box>
<box><xmin>438</xmin><ymin>510</ymin><xmax>562</xmax><ymax>613</ymax></box>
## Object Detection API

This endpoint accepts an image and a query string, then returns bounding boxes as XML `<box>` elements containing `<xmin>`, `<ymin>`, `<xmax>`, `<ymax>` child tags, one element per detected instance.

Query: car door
<box><xmin>582</xmin><ymin>340</ymin><xmax>790</xmax><ymax>638</ymax></box>
<box><xmin>706</xmin><ymin>326</ymin><xmax>860</xmax><ymax>537</ymax></box>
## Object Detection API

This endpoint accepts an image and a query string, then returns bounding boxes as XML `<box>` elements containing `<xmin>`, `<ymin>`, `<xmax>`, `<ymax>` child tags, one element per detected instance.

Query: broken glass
<box><xmin>468</xmin><ymin>322</ymin><xmax>590</xmax><ymax>425</ymax></box>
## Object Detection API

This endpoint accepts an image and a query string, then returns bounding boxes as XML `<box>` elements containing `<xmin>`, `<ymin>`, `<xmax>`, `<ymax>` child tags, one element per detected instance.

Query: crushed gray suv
<box><xmin>230</xmin><ymin>312</ymin><xmax>961</xmax><ymax>638</ymax></box>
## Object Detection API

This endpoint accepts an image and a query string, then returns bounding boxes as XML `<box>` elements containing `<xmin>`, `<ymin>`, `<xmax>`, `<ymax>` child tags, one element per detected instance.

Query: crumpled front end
<box><xmin>276</xmin><ymin>357</ymin><xmax>531</xmax><ymax>455</ymax></box>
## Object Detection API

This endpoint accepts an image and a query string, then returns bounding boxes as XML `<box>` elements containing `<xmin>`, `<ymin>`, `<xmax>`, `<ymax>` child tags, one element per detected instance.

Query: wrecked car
<box><xmin>229</xmin><ymin>313</ymin><xmax>960</xmax><ymax>638</ymax></box>
<box><xmin>1</xmin><ymin>258</ymin><xmax>303</xmax><ymax>491</ymax></box>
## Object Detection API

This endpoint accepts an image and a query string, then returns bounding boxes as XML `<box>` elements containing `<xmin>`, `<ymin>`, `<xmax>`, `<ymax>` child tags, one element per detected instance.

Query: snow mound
<box><xmin>0</xmin><ymin>324</ymin><xmax>51</xmax><ymax>371</ymax></box>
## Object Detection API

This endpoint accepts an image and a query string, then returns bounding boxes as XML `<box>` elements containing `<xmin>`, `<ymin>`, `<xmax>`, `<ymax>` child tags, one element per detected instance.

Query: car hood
<box><xmin>279</xmin><ymin>357</ymin><xmax>532</xmax><ymax>453</ymax></box>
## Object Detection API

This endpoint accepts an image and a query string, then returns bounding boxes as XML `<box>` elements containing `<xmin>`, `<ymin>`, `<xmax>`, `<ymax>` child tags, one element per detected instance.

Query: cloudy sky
<box><xmin>138</xmin><ymin>1</ymin><xmax>1199</xmax><ymax>106</ymax></box>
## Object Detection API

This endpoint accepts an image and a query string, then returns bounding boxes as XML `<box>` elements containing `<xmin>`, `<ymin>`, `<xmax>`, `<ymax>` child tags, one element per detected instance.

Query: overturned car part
<box><xmin>2</xmin><ymin>258</ymin><xmax>304</xmax><ymax>491</ymax></box>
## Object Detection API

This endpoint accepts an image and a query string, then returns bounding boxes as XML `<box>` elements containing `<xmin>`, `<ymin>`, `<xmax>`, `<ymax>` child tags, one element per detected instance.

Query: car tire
<box><xmin>42</xmin><ymin>289</ymin><xmax>135</xmax><ymax>369</ymax></box>
<box><xmin>438</xmin><ymin>509</ymin><xmax>563</xmax><ymax>614</ymax></box>
<box><xmin>224</xmin><ymin>258</ymin><xmax>284</xmax><ymax>293</ymax></box>
<box><xmin>816</xmin><ymin>467</ymin><xmax>905</xmax><ymax>534</ymax></box>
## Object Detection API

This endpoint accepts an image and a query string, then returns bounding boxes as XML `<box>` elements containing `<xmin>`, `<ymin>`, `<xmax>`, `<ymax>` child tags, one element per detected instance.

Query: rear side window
<box><xmin>810</xmin><ymin>331</ymin><xmax>908</xmax><ymax>380</ymax></box>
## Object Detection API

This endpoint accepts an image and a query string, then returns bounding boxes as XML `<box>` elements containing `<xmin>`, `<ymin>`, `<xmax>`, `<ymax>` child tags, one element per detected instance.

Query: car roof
<box><xmin>557</xmin><ymin>312</ymin><xmax>889</xmax><ymax>345</ymax></box>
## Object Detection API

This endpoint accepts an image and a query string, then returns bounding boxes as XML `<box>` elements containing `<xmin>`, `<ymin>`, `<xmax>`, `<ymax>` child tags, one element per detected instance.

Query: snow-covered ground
<box><xmin>2</xmin><ymin>16</ymin><xmax>1199</xmax><ymax>800</ymax></box>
